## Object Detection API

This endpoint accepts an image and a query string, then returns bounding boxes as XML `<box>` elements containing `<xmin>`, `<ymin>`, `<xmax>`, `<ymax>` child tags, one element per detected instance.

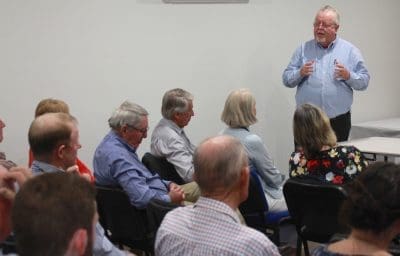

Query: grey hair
<box><xmin>194</xmin><ymin>135</ymin><xmax>248</xmax><ymax>194</ymax></box>
<box><xmin>108</xmin><ymin>101</ymin><xmax>148</xmax><ymax>130</ymax></box>
<box><xmin>221</xmin><ymin>88</ymin><xmax>257</xmax><ymax>128</ymax></box>
<box><xmin>318</xmin><ymin>5</ymin><xmax>340</xmax><ymax>26</ymax></box>
<box><xmin>161</xmin><ymin>88</ymin><xmax>193</xmax><ymax>119</ymax></box>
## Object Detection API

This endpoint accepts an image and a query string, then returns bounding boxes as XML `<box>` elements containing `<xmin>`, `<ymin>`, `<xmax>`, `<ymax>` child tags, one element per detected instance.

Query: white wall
<box><xmin>1</xmin><ymin>0</ymin><xmax>399</xmax><ymax>176</ymax></box>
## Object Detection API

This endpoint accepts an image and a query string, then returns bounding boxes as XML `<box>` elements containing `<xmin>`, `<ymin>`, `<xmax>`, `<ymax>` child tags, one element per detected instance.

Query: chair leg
<box><xmin>303</xmin><ymin>240</ymin><xmax>310</xmax><ymax>256</ymax></box>
<box><xmin>296</xmin><ymin>236</ymin><xmax>302</xmax><ymax>256</ymax></box>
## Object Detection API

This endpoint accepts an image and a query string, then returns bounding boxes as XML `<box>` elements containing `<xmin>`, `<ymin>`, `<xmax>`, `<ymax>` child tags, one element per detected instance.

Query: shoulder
<box><xmin>312</xmin><ymin>244</ymin><xmax>341</xmax><ymax>256</ymax></box>
<box><xmin>238</xmin><ymin>226</ymin><xmax>279</xmax><ymax>254</ymax></box>
<box><xmin>162</xmin><ymin>206</ymin><xmax>190</xmax><ymax>225</ymax></box>
<box><xmin>337</xmin><ymin>38</ymin><xmax>357</xmax><ymax>49</ymax></box>
<box><xmin>243</xmin><ymin>132</ymin><xmax>263</xmax><ymax>145</ymax></box>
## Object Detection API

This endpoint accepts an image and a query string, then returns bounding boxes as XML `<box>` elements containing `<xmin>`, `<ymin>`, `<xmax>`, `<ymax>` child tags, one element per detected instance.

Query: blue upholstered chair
<box><xmin>239</xmin><ymin>169</ymin><xmax>290</xmax><ymax>245</ymax></box>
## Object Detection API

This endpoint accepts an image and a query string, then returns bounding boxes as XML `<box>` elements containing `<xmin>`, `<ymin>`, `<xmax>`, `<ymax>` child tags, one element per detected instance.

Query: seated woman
<box><xmin>220</xmin><ymin>88</ymin><xmax>287</xmax><ymax>212</ymax></box>
<box><xmin>313</xmin><ymin>162</ymin><xmax>400</xmax><ymax>255</ymax></box>
<box><xmin>28</xmin><ymin>98</ymin><xmax>94</xmax><ymax>183</ymax></box>
<box><xmin>289</xmin><ymin>103</ymin><xmax>367</xmax><ymax>184</ymax></box>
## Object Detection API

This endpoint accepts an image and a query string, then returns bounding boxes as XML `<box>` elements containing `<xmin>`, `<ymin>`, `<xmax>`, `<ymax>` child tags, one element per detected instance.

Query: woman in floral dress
<box><xmin>289</xmin><ymin>103</ymin><xmax>368</xmax><ymax>184</ymax></box>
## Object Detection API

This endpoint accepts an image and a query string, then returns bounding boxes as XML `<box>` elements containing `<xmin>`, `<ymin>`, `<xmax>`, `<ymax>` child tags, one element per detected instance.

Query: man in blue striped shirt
<box><xmin>283</xmin><ymin>5</ymin><xmax>370</xmax><ymax>141</ymax></box>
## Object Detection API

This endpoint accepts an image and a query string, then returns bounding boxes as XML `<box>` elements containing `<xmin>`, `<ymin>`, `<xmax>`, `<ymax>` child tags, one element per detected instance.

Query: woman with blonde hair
<box><xmin>290</xmin><ymin>103</ymin><xmax>367</xmax><ymax>184</ymax></box>
<box><xmin>221</xmin><ymin>88</ymin><xmax>287</xmax><ymax>212</ymax></box>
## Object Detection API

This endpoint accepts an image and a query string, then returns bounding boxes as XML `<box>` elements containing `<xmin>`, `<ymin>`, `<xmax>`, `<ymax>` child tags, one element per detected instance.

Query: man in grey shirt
<box><xmin>151</xmin><ymin>88</ymin><xmax>196</xmax><ymax>183</ymax></box>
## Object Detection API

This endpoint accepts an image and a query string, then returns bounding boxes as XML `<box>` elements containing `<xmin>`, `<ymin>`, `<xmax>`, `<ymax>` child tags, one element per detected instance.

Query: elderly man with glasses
<box><xmin>94</xmin><ymin>101</ymin><xmax>198</xmax><ymax>209</ymax></box>
<box><xmin>282</xmin><ymin>5</ymin><xmax>370</xmax><ymax>142</ymax></box>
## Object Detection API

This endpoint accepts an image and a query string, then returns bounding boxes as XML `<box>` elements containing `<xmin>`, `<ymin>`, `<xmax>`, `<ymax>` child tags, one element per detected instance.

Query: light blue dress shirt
<box><xmin>93</xmin><ymin>131</ymin><xmax>171</xmax><ymax>209</ymax></box>
<box><xmin>221</xmin><ymin>127</ymin><xmax>285</xmax><ymax>199</ymax></box>
<box><xmin>31</xmin><ymin>160</ymin><xmax>126</xmax><ymax>256</ymax></box>
<box><xmin>282</xmin><ymin>37</ymin><xmax>370</xmax><ymax>118</ymax></box>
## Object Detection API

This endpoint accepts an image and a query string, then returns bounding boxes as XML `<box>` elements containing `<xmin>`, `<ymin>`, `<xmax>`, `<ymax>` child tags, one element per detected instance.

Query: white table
<box><xmin>350</xmin><ymin>117</ymin><xmax>400</xmax><ymax>140</ymax></box>
<box><xmin>340</xmin><ymin>136</ymin><xmax>400</xmax><ymax>161</ymax></box>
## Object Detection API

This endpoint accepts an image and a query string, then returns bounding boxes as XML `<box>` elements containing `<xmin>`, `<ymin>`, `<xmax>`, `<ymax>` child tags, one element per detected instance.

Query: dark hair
<box><xmin>28</xmin><ymin>113</ymin><xmax>76</xmax><ymax>159</ymax></box>
<box><xmin>340</xmin><ymin>162</ymin><xmax>400</xmax><ymax>234</ymax></box>
<box><xmin>12</xmin><ymin>172</ymin><xmax>96</xmax><ymax>256</ymax></box>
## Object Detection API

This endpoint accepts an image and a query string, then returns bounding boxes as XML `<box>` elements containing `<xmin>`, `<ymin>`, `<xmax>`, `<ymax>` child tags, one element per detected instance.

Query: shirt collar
<box><xmin>161</xmin><ymin>118</ymin><xmax>184</xmax><ymax>134</ymax></box>
<box><xmin>316</xmin><ymin>36</ymin><xmax>338</xmax><ymax>50</ymax></box>
<box><xmin>32</xmin><ymin>160</ymin><xmax>65</xmax><ymax>174</ymax></box>
<box><xmin>194</xmin><ymin>197</ymin><xmax>241</xmax><ymax>223</ymax></box>
<box><xmin>109</xmin><ymin>130</ymin><xmax>137</xmax><ymax>153</ymax></box>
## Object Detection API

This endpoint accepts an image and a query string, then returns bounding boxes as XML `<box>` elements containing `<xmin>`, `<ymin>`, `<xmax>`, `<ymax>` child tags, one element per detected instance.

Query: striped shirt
<box><xmin>155</xmin><ymin>197</ymin><xmax>280</xmax><ymax>256</ymax></box>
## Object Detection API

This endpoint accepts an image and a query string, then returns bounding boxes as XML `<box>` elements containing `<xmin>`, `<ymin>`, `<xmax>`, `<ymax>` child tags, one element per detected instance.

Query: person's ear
<box><xmin>66</xmin><ymin>229</ymin><xmax>87</xmax><ymax>256</ymax></box>
<box><xmin>238</xmin><ymin>166</ymin><xmax>250</xmax><ymax>197</ymax></box>
<box><xmin>56</xmin><ymin>144</ymin><xmax>66</xmax><ymax>159</ymax></box>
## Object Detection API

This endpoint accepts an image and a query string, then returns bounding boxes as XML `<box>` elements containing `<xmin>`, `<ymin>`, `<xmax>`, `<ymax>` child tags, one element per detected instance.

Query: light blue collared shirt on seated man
<box><xmin>30</xmin><ymin>160</ymin><xmax>126</xmax><ymax>256</ymax></box>
<box><xmin>93</xmin><ymin>130</ymin><xmax>171</xmax><ymax>209</ymax></box>
<box><xmin>282</xmin><ymin>37</ymin><xmax>370</xmax><ymax>118</ymax></box>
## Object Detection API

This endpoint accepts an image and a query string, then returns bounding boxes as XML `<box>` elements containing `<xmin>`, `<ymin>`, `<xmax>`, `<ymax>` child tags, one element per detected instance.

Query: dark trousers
<box><xmin>330</xmin><ymin>111</ymin><xmax>351</xmax><ymax>142</ymax></box>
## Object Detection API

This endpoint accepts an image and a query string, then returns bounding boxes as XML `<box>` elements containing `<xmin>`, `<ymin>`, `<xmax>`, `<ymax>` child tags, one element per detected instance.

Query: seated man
<box><xmin>151</xmin><ymin>88</ymin><xmax>196</xmax><ymax>183</ymax></box>
<box><xmin>94</xmin><ymin>101</ymin><xmax>198</xmax><ymax>209</ymax></box>
<box><xmin>28</xmin><ymin>112</ymin><xmax>131</xmax><ymax>256</ymax></box>
<box><xmin>12</xmin><ymin>172</ymin><xmax>96</xmax><ymax>256</ymax></box>
<box><xmin>155</xmin><ymin>135</ymin><xmax>280</xmax><ymax>256</ymax></box>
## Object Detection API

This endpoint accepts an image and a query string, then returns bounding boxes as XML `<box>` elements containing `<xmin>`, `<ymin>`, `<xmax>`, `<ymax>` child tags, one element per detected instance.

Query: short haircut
<box><xmin>340</xmin><ymin>162</ymin><xmax>400</xmax><ymax>234</ymax></box>
<box><xmin>161</xmin><ymin>88</ymin><xmax>193</xmax><ymax>120</ymax></box>
<box><xmin>108</xmin><ymin>101</ymin><xmax>148</xmax><ymax>130</ymax></box>
<box><xmin>293</xmin><ymin>103</ymin><xmax>336</xmax><ymax>158</ymax></box>
<box><xmin>317</xmin><ymin>5</ymin><xmax>340</xmax><ymax>26</ymax></box>
<box><xmin>194</xmin><ymin>135</ymin><xmax>248</xmax><ymax>194</ymax></box>
<box><xmin>12</xmin><ymin>172</ymin><xmax>96</xmax><ymax>256</ymax></box>
<box><xmin>221</xmin><ymin>88</ymin><xmax>257</xmax><ymax>128</ymax></box>
<box><xmin>34</xmin><ymin>98</ymin><xmax>70</xmax><ymax>118</ymax></box>
<box><xmin>28</xmin><ymin>112</ymin><xmax>77</xmax><ymax>159</ymax></box>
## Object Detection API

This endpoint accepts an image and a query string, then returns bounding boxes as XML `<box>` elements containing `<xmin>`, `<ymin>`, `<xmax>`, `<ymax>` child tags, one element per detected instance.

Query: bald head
<box><xmin>28</xmin><ymin>112</ymin><xmax>77</xmax><ymax>161</ymax></box>
<box><xmin>194</xmin><ymin>135</ymin><xmax>248</xmax><ymax>195</ymax></box>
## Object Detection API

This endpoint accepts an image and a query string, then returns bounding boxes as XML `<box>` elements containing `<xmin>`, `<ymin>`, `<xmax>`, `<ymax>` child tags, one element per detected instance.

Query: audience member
<box><xmin>28</xmin><ymin>112</ymin><xmax>131</xmax><ymax>256</ymax></box>
<box><xmin>290</xmin><ymin>103</ymin><xmax>367</xmax><ymax>184</ymax></box>
<box><xmin>28</xmin><ymin>98</ymin><xmax>94</xmax><ymax>182</ymax></box>
<box><xmin>282</xmin><ymin>5</ymin><xmax>370</xmax><ymax>141</ymax></box>
<box><xmin>155</xmin><ymin>135</ymin><xmax>280</xmax><ymax>256</ymax></box>
<box><xmin>12</xmin><ymin>172</ymin><xmax>96</xmax><ymax>256</ymax></box>
<box><xmin>93</xmin><ymin>101</ymin><xmax>198</xmax><ymax>209</ymax></box>
<box><xmin>313</xmin><ymin>162</ymin><xmax>400</xmax><ymax>255</ymax></box>
<box><xmin>0</xmin><ymin>166</ymin><xmax>32</xmax><ymax>244</ymax></box>
<box><xmin>151</xmin><ymin>88</ymin><xmax>196</xmax><ymax>183</ymax></box>
<box><xmin>0</xmin><ymin>118</ymin><xmax>16</xmax><ymax>170</ymax></box>
<box><xmin>220</xmin><ymin>88</ymin><xmax>287</xmax><ymax>212</ymax></box>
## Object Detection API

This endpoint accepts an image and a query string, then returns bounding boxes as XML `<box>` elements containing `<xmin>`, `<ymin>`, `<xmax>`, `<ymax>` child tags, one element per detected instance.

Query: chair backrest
<box><xmin>146</xmin><ymin>199</ymin><xmax>182</xmax><ymax>236</ymax></box>
<box><xmin>142</xmin><ymin>152</ymin><xmax>185</xmax><ymax>185</ymax></box>
<box><xmin>95</xmin><ymin>186</ymin><xmax>150</xmax><ymax>246</ymax></box>
<box><xmin>239</xmin><ymin>169</ymin><xmax>269</xmax><ymax>217</ymax></box>
<box><xmin>283</xmin><ymin>178</ymin><xmax>349</xmax><ymax>243</ymax></box>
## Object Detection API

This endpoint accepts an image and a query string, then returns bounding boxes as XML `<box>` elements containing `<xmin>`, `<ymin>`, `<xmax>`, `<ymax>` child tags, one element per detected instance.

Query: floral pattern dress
<box><xmin>289</xmin><ymin>146</ymin><xmax>368</xmax><ymax>184</ymax></box>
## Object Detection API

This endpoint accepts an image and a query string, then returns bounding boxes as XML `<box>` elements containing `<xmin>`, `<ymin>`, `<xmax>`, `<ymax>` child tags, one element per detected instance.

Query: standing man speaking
<box><xmin>283</xmin><ymin>5</ymin><xmax>370</xmax><ymax>142</ymax></box>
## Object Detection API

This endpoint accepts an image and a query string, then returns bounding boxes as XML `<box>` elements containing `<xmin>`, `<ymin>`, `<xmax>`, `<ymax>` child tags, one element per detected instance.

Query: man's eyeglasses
<box><xmin>127</xmin><ymin>125</ymin><xmax>148</xmax><ymax>134</ymax></box>
<box><xmin>313</xmin><ymin>22</ymin><xmax>337</xmax><ymax>29</ymax></box>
